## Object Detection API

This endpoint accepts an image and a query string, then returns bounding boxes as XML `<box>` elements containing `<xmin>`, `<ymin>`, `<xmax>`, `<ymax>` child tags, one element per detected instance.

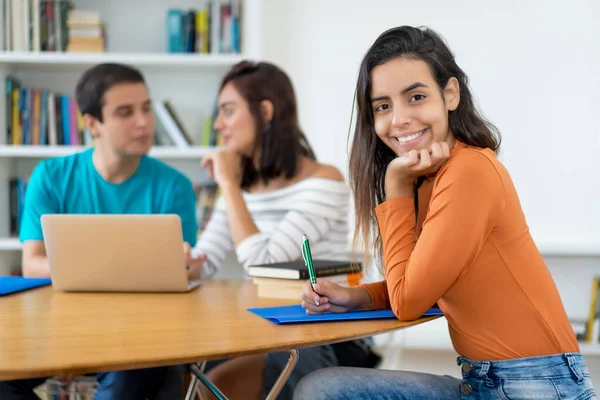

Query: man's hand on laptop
<box><xmin>184</xmin><ymin>242</ymin><xmax>206</xmax><ymax>281</ymax></box>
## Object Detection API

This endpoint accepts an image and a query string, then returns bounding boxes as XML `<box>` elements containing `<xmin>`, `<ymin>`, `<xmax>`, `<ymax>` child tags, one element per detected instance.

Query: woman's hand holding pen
<box><xmin>385</xmin><ymin>142</ymin><xmax>450</xmax><ymax>199</ymax></box>
<box><xmin>201</xmin><ymin>150</ymin><xmax>242</xmax><ymax>188</ymax></box>
<box><xmin>301</xmin><ymin>279</ymin><xmax>373</xmax><ymax>314</ymax></box>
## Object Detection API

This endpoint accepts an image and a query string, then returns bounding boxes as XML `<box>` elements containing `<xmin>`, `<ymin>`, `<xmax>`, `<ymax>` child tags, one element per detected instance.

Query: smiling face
<box><xmin>370</xmin><ymin>57</ymin><xmax>460</xmax><ymax>157</ymax></box>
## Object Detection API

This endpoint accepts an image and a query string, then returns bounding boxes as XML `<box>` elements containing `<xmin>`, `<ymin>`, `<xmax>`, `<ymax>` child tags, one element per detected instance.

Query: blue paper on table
<box><xmin>247</xmin><ymin>304</ymin><xmax>443</xmax><ymax>325</ymax></box>
<box><xmin>0</xmin><ymin>277</ymin><xmax>52</xmax><ymax>296</ymax></box>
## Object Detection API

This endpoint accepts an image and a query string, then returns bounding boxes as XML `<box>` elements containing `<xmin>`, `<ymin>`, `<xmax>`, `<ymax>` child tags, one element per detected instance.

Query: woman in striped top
<box><xmin>192</xmin><ymin>61</ymin><xmax>380</xmax><ymax>400</ymax></box>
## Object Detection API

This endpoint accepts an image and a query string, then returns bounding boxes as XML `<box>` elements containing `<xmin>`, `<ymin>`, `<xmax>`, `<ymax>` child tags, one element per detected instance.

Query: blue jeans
<box><xmin>293</xmin><ymin>352</ymin><xmax>596</xmax><ymax>399</ymax></box>
<box><xmin>94</xmin><ymin>365</ymin><xmax>185</xmax><ymax>400</ymax></box>
<box><xmin>0</xmin><ymin>365</ymin><xmax>184</xmax><ymax>400</ymax></box>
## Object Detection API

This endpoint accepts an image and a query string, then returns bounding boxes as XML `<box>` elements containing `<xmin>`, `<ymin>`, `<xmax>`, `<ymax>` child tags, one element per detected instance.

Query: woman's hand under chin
<box><xmin>201</xmin><ymin>150</ymin><xmax>243</xmax><ymax>187</ymax></box>
<box><xmin>385</xmin><ymin>142</ymin><xmax>451</xmax><ymax>199</ymax></box>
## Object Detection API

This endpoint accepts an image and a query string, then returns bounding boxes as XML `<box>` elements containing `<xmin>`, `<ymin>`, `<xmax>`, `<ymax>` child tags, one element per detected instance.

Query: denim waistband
<box><xmin>457</xmin><ymin>352</ymin><xmax>588</xmax><ymax>380</ymax></box>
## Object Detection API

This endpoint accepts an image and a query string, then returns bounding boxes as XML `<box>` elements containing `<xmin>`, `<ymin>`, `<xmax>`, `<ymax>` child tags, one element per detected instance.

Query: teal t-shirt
<box><xmin>19</xmin><ymin>149</ymin><xmax>198</xmax><ymax>246</ymax></box>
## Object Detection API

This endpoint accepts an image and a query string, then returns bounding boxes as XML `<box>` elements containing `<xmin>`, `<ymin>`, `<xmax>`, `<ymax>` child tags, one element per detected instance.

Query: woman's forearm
<box><xmin>350</xmin><ymin>286</ymin><xmax>373</xmax><ymax>310</ymax></box>
<box><xmin>220</xmin><ymin>183</ymin><xmax>260</xmax><ymax>245</ymax></box>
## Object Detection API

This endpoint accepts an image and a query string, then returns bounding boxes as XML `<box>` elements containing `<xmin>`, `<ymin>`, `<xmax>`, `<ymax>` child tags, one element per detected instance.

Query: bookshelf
<box><xmin>0</xmin><ymin>238</ymin><xmax>21</xmax><ymax>251</ymax></box>
<box><xmin>0</xmin><ymin>0</ymin><xmax>264</xmax><ymax>275</ymax></box>
<box><xmin>0</xmin><ymin>145</ymin><xmax>217</xmax><ymax>159</ymax></box>
<box><xmin>377</xmin><ymin>316</ymin><xmax>600</xmax><ymax>357</ymax></box>
<box><xmin>0</xmin><ymin>52</ymin><xmax>246</xmax><ymax>68</ymax></box>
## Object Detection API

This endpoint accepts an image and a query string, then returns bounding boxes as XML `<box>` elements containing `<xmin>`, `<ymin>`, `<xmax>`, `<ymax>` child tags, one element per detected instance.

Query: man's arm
<box><xmin>22</xmin><ymin>241</ymin><xmax>50</xmax><ymax>277</ymax></box>
<box><xmin>170</xmin><ymin>176</ymin><xmax>199</xmax><ymax>247</ymax></box>
<box><xmin>169</xmin><ymin>176</ymin><xmax>202</xmax><ymax>279</ymax></box>
<box><xmin>19</xmin><ymin>161</ymin><xmax>59</xmax><ymax>278</ymax></box>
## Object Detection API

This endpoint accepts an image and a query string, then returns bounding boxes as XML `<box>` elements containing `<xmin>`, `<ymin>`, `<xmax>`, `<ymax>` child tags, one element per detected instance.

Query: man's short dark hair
<box><xmin>75</xmin><ymin>63</ymin><xmax>146</xmax><ymax>122</ymax></box>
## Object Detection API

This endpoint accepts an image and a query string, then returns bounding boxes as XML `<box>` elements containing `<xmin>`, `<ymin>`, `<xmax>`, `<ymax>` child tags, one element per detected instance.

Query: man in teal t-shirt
<box><xmin>19</xmin><ymin>147</ymin><xmax>198</xmax><ymax>246</ymax></box>
<box><xmin>0</xmin><ymin>63</ymin><xmax>204</xmax><ymax>400</ymax></box>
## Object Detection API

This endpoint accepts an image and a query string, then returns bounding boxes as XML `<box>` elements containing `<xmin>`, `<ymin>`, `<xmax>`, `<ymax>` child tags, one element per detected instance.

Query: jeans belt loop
<box><xmin>478</xmin><ymin>361</ymin><xmax>495</xmax><ymax>387</ymax></box>
<box><xmin>565</xmin><ymin>353</ymin><xmax>584</xmax><ymax>384</ymax></box>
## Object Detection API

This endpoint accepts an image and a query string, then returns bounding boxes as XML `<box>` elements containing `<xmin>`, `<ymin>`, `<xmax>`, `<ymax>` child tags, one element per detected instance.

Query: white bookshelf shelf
<box><xmin>0</xmin><ymin>238</ymin><xmax>21</xmax><ymax>251</ymax></box>
<box><xmin>150</xmin><ymin>146</ymin><xmax>216</xmax><ymax>159</ymax></box>
<box><xmin>383</xmin><ymin>318</ymin><xmax>600</xmax><ymax>357</ymax></box>
<box><xmin>0</xmin><ymin>145</ymin><xmax>215</xmax><ymax>159</ymax></box>
<box><xmin>535</xmin><ymin>242</ymin><xmax>600</xmax><ymax>257</ymax></box>
<box><xmin>578</xmin><ymin>343</ymin><xmax>600</xmax><ymax>356</ymax></box>
<box><xmin>0</xmin><ymin>52</ymin><xmax>247</xmax><ymax>68</ymax></box>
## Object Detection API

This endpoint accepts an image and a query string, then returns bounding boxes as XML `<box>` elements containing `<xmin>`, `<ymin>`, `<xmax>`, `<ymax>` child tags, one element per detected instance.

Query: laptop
<box><xmin>41</xmin><ymin>214</ymin><xmax>202</xmax><ymax>293</ymax></box>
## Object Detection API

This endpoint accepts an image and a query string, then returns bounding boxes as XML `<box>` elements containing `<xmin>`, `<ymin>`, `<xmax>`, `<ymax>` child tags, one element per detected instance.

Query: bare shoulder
<box><xmin>312</xmin><ymin>163</ymin><xmax>345</xmax><ymax>182</ymax></box>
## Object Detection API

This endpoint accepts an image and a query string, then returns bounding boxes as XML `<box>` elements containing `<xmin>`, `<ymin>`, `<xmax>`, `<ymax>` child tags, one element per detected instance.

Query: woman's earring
<box><xmin>264</xmin><ymin>121</ymin><xmax>271</xmax><ymax>132</ymax></box>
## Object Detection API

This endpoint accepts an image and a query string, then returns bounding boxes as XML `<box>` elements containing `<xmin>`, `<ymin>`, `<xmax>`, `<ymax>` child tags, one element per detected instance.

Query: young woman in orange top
<box><xmin>294</xmin><ymin>26</ymin><xmax>595</xmax><ymax>399</ymax></box>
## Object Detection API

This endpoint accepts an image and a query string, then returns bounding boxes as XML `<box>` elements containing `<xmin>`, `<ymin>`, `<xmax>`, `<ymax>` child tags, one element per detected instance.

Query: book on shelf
<box><xmin>167</xmin><ymin>0</ymin><xmax>241</xmax><ymax>54</ymax></box>
<box><xmin>3</xmin><ymin>75</ymin><xmax>222</xmax><ymax>149</ymax></box>
<box><xmin>153</xmin><ymin>101</ymin><xmax>189</xmax><ymax>148</ymax></box>
<box><xmin>4</xmin><ymin>76</ymin><xmax>90</xmax><ymax>146</ymax></box>
<box><xmin>583</xmin><ymin>277</ymin><xmax>600</xmax><ymax>344</ymax></box>
<box><xmin>153</xmin><ymin>99</ymin><xmax>223</xmax><ymax>148</ymax></box>
<box><xmin>2</xmin><ymin>0</ymin><xmax>76</xmax><ymax>52</ymax></box>
<box><xmin>8</xmin><ymin>176</ymin><xmax>27</xmax><ymax>238</ymax></box>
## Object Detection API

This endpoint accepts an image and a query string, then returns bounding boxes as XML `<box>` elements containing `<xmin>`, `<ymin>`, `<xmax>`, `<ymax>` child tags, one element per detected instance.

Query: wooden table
<box><xmin>0</xmin><ymin>280</ymin><xmax>440</xmax><ymax>399</ymax></box>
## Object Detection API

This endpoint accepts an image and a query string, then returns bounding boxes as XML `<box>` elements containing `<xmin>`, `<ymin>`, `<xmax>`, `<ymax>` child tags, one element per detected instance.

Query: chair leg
<box><xmin>190</xmin><ymin>363</ymin><xmax>227</xmax><ymax>400</ymax></box>
<box><xmin>188</xmin><ymin>351</ymin><xmax>299</xmax><ymax>400</ymax></box>
<box><xmin>265</xmin><ymin>349</ymin><xmax>299</xmax><ymax>400</ymax></box>
<box><xmin>185</xmin><ymin>361</ymin><xmax>208</xmax><ymax>400</ymax></box>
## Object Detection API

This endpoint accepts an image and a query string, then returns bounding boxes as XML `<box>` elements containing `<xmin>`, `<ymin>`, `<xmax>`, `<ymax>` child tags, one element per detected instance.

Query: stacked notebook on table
<box><xmin>247</xmin><ymin>259</ymin><xmax>363</xmax><ymax>299</ymax></box>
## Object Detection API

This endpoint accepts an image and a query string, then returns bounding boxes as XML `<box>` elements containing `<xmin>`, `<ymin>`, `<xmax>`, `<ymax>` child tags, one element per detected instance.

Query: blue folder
<box><xmin>0</xmin><ymin>277</ymin><xmax>52</xmax><ymax>296</ymax></box>
<box><xmin>247</xmin><ymin>304</ymin><xmax>443</xmax><ymax>325</ymax></box>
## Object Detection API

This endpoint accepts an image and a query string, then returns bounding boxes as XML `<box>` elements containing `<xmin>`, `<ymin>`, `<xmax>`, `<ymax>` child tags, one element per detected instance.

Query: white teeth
<box><xmin>395</xmin><ymin>129</ymin><xmax>425</xmax><ymax>143</ymax></box>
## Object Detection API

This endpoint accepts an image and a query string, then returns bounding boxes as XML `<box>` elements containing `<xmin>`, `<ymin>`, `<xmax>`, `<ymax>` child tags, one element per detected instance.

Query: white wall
<box><xmin>261</xmin><ymin>0</ymin><xmax>600</xmax><ymax>250</ymax></box>
<box><xmin>258</xmin><ymin>0</ymin><xmax>600</xmax><ymax>387</ymax></box>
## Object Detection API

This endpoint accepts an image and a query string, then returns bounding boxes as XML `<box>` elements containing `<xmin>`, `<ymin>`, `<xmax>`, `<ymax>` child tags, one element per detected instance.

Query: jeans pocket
<box><xmin>552</xmin><ymin>375</ymin><xmax>596</xmax><ymax>400</ymax></box>
<box><xmin>499</xmin><ymin>378</ymin><xmax>559</xmax><ymax>400</ymax></box>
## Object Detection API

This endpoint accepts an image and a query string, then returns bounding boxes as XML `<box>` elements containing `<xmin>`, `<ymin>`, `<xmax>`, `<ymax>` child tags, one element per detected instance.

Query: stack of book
<box><xmin>248</xmin><ymin>259</ymin><xmax>363</xmax><ymax>300</ymax></box>
<box><xmin>66</xmin><ymin>9</ymin><xmax>104</xmax><ymax>52</ymax></box>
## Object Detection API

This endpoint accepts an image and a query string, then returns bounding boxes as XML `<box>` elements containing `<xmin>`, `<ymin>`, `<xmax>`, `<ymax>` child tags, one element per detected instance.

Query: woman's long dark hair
<box><xmin>219</xmin><ymin>61</ymin><xmax>316</xmax><ymax>189</ymax></box>
<box><xmin>348</xmin><ymin>26</ymin><xmax>501</xmax><ymax>269</ymax></box>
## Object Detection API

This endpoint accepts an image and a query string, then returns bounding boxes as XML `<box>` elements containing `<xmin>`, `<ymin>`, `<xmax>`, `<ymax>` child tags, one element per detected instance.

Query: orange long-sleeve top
<box><xmin>362</xmin><ymin>141</ymin><xmax>579</xmax><ymax>361</ymax></box>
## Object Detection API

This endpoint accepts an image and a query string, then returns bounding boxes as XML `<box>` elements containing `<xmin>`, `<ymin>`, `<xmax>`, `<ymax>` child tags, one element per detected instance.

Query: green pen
<box><xmin>301</xmin><ymin>234</ymin><xmax>319</xmax><ymax>305</ymax></box>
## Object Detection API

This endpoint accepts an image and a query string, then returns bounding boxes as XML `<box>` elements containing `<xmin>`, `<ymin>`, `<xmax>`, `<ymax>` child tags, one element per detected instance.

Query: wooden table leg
<box><xmin>265</xmin><ymin>349</ymin><xmax>299</xmax><ymax>400</ymax></box>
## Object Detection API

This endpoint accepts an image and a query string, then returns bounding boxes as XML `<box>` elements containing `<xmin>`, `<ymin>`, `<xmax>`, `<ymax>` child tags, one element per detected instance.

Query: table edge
<box><xmin>0</xmin><ymin>315</ymin><xmax>442</xmax><ymax>380</ymax></box>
